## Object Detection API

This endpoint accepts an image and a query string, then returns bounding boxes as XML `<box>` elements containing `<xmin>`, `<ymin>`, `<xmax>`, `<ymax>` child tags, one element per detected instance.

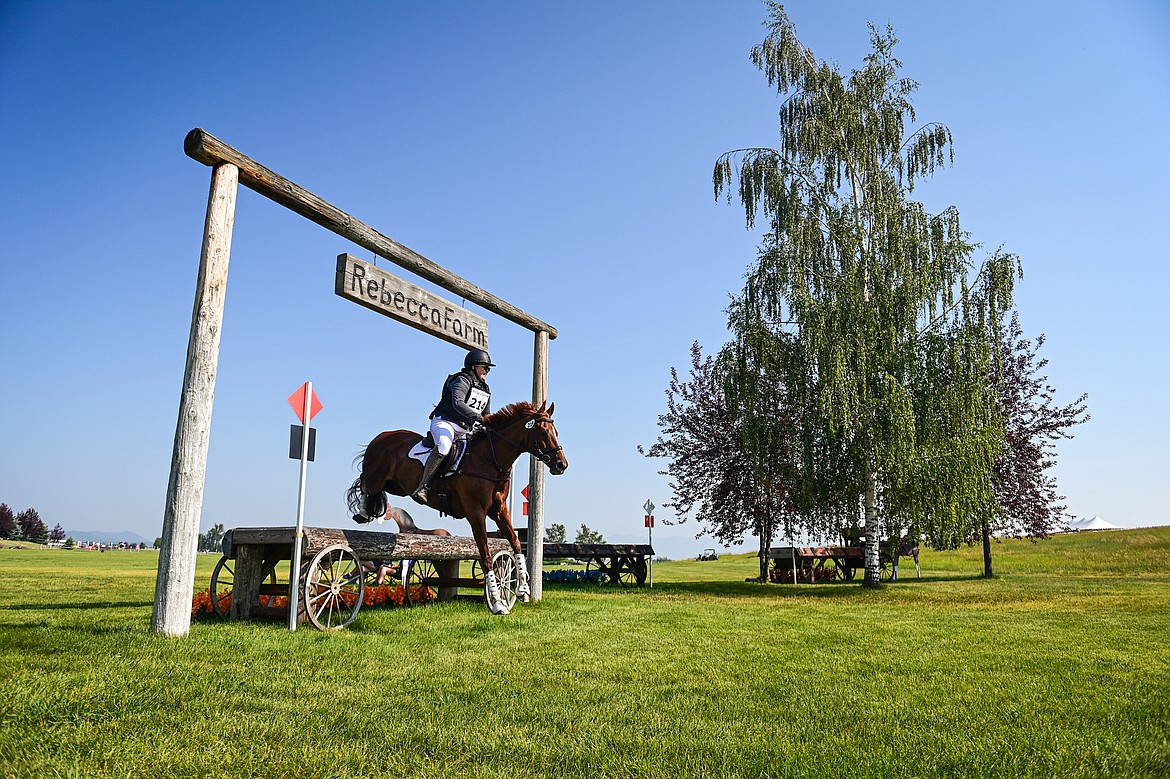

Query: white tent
<box><xmin>1070</xmin><ymin>516</ymin><xmax>1123</xmax><ymax>531</ymax></box>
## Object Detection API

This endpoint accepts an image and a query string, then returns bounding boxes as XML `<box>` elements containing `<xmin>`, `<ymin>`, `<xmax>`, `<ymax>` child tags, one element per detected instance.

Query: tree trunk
<box><xmin>758</xmin><ymin>534</ymin><xmax>770</xmax><ymax>583</ymax></box>
<box><xmin>757</xmin><ymin>512</ymin><xmax>774</xmax><ymax>583</ymax></box>
<box><xmin>982</xmin><ymin>518</ymin><xmax>994</xmax><ymax>578</ymax></box>
<box><xmin>863</xmin><ymin>472</ymin><xmax>881</xmax><ymax>588</ymax></box>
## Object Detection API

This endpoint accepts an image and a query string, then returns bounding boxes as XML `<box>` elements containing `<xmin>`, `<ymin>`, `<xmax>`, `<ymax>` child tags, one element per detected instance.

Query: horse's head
<box><xmin>523</xmin><ymin>402</ymin><xmax>568</xmax><ymax>475</ymax></box>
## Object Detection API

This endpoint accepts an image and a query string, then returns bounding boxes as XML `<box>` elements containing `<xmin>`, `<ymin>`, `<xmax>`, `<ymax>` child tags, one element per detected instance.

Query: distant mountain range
<box><xmin>64</xmin><ymin>529</ymin><xmax>153</xmax><ymax>545</ymax></box>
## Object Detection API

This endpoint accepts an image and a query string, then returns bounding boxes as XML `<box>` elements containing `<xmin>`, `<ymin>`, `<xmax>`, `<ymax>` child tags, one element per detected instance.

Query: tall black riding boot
<box><xmin>411</xmin><ymin>449</ymin><xmax>444</xmax><ymax>505</ymax></box>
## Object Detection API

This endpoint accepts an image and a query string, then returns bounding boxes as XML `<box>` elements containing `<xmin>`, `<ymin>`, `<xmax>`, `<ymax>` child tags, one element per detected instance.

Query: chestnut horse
<box><xmin>346</xmin><ymin>401</ymin><xmax>567</xmax><ymax>614</ymax></box>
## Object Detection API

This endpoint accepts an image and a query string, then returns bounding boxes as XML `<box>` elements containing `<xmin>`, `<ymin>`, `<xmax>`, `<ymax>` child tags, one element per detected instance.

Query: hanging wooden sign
<box><xmin>335</xmin><ymin>253</ymin><xmax>488</xmax><ymax>350</ymax></box>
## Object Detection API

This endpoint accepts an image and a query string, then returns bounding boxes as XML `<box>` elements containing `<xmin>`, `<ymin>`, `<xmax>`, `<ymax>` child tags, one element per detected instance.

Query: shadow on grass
<box><xmin>544</xmin><ymin>573</ymin><xmax>990</xmax><ymax>599</ymax></box>
<box><xmin>0</xmin><ymin>621</ymin><xmax>144</xmax><ymax>638</ymax></box>
<box><xmin>0</xmin><ymin>601</ymin><xmax>151</xmax><ymax>611</ymax></box>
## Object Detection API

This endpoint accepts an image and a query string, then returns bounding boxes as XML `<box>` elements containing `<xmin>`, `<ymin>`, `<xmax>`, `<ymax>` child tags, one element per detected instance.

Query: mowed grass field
<box><xmin>1</xmin><ymin>528</ymin><xmax>1168</xmax><ymax>779</ymax></box>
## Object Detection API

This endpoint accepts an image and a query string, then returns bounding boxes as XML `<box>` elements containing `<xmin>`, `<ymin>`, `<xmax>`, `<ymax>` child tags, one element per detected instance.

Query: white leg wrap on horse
<box><xmin>516</xmin><ymin>553</ymin><xmax>531</xmax><ymax>601</ymax></box>
<box><xmin>485</xmin><ymin>570</ymin><xmax>509</xmax><ymax>615</ymax></box>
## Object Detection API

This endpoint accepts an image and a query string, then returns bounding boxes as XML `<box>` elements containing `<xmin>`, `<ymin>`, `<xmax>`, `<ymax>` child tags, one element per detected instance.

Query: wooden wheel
<box><xmin>819</xmin><ymin>557</ymin><xmax>847</xmax><ymax>582</ymax></box>
<box><xmin>210</xmin><ymin>555</ymin><xmax>278</xmax><ymax>618</ymax></box>
<box><xmin>880</xmin><ymin>559</ymin><xmax>895</xmax><ymax>581</ymax></box>
<box><xmin>404</xmin><ymin>559</ymin><xmax>438</xmax><ymax>606</ymax></box>
<box><xmin>210</xmin><ymin>555</ymin><xmax>235</xmax><ymax>618</ymax></box>
<box><xmin>585</xmin><ymin>558</ymin><xmax>610</xmax><ymax>584</ymax></box>
<box><xmin>800</xmin><ymin>558</ymin><xmax>818</xmax><ymax>583</ymax></box>
<box><xmin>617</xmin><ymin>557</ymin><xmax>647</xmax><ymax>586</ymax></box>
<box><xmin>489</xmin><ymin>550</ymin><xmax>519</xmax><ymax>610</ymax></box>
<box><xmin>633</xmin><ymin>557</ymin><xmax>648</xmax><ymax>586</ymax></box>
<box><xmin>302</xmin><ymin>544</ymin><xmax>364</xmax><ymax>630</ymax></box>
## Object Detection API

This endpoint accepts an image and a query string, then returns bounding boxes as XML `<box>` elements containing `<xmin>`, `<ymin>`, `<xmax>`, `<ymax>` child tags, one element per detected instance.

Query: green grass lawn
<box><xmin>2</xmin><ymin>528</ymin><xmax>1168</xmax><ymax>778</ymax></box>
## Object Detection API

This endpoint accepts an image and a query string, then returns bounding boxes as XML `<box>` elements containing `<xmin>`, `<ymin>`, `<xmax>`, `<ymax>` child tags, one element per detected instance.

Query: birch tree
<box><xmin>715</xmin><ymin>3</ymin><xmax>1017</xmax><ymax>586</ymax></box>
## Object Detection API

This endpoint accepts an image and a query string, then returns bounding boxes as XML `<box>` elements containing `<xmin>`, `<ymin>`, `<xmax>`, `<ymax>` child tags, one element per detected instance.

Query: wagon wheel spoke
<box><xmin>303</xmin><ymin>544</ymin><xmax>363</xmax><ymax>630</ymax></box>
<box><xmin>616</xmin><ymin>557</ymin><xmax>642</xmax><ymax>586</ymax></box>
<box><xmin>404</xmin><ymin>559</ymin><xmax>438</xmax><ymax>606</ymax></box>
<box><xmin>489</xmin><ymin>551</ymin><xmax>519</xmax><ymax>610</ymax></box>
<box><xmin>305</xmin><ymin>582</ymin><xmax>331</xmax><ymax>608</ymax></box>
<box><xmin>210</xmin><ymin>556</ymin><xmax>234</xmax><ymax>618</ymax></box>
<box><xmin>819</xmin><ymin>557</ymin><xmax>844</xmax><ymax>582</ymax></box>
<box><xmin>584</xmin><ymin>559</ymin><xmax>606</xmax><ymax>585</ymax></box>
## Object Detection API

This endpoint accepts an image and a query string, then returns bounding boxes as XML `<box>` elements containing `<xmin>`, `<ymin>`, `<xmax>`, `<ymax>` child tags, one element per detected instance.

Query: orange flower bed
<box><xmin>191</xmin><ymin>588</ymin><xmax>215</xmax><ymax>617</ymax></box>
<box><xmin>192</xmin><ymin>583</ymin><xmax>434</xmax><ymax>618</ymax></box>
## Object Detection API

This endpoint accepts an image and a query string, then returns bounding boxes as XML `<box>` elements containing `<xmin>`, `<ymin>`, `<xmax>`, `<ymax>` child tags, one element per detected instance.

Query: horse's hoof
<box><xmin>352</xmin><ymin>514</ymin><xmax>373</xmax><ymax>525</ymax></box>
<box><xmin>519</xmin><ymin>593</ymin><xmax>531</xmax><ymax>603</ymax></box>
<box><xmin>490</xmin><ymin>603</ymin><xmax>511</xmax><ymax>615</ymax></box>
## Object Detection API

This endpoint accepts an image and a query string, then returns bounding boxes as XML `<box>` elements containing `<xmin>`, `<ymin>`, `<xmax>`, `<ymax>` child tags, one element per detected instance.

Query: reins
<box><xmin>462</xmin><ymin>413</ymin><xmax>561</xmax><ymax>481</ymax></box>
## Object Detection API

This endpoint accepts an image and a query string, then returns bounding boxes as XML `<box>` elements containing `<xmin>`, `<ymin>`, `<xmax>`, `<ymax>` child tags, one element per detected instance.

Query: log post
<box><xmin>151</xmin><ymin>162</ymin><xmax>239</xmax><ymax>636</ymax></box>
<box><xmin>434</xmin><ymin>560</ymin><xmax>460</xmax><ymax>602</ymax></box>
<box><xmin>527</xmin><ymin>329</ymin><xmax>549</xmax><ymax>601</ymax></box>
<box><xmin>229</xmin><ymin>542</ymin><xmax>264</xmax><ymax>621</ymax></box>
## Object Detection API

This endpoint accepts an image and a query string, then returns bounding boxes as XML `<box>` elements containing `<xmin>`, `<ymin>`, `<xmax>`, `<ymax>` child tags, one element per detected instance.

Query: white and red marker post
<box><xmin>643</xmin><ymin>499</ymin><xmax>655</xmax><ymax>587</ymax></box>
<box><xmin>287</xmin><ymin>381</ymin><xmax>322</xmax><ymax>631</ymax></box>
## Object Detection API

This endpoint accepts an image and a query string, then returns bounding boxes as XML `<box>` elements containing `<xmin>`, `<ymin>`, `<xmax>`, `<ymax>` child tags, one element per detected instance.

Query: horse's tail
<box><xmin>347</xmin><ymin>476</ymin><xmax>386</xmax><ymax>524</ymax></box>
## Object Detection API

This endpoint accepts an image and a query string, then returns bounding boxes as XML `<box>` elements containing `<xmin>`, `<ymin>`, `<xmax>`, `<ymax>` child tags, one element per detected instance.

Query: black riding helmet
<box><xmin>464</xmin><ymin>348</ymin><xmax>495</xmax><ymax>369</ymax></box>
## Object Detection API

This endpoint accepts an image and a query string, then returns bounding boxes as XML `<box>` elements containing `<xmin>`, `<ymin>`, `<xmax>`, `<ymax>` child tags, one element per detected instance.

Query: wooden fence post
<box><xmin>527</xmin><ymin>329</ymin><xmax>549</xmax><ymax>601</ymax></box>
<box><xmin>151</xmin><ymin>162</ymin><xmax>238</xmax><ymax>636</ymax></box>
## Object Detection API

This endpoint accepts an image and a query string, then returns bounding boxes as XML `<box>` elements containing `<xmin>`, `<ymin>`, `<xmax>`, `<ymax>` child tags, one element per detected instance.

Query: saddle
<box><xmin>408</xmin><ymin>432</ymin><xmax>471</xmax><ymax>478</ymax></box>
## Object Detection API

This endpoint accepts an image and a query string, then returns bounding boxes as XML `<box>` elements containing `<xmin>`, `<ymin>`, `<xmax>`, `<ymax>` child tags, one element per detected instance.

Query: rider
<box><xmin>411</xmin><ymin>348</ymin><xmax>494</xmax><ymax>504</ymax></box>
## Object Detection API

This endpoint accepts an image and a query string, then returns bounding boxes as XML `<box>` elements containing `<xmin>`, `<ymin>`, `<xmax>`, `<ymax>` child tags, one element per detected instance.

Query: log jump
<box><xmin>212</xmin><ymin>526</ymin><xmax>518</xmax><ymax>629</ymax></box>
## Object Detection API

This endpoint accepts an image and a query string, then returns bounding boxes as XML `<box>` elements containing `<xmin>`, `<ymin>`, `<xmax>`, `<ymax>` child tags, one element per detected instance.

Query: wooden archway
<box><xmin>152</xmin><ymin>129</ymin><xmax>557</xmax><ymax>636</ymax></box>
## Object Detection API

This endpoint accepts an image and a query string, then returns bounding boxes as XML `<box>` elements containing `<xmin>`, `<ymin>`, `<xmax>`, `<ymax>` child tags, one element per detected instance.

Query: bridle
<box><xmin>522</xmin><ymin>416</ymin><xmax>565</xmax><ymax>468</ymax></box>
<box><xmin>481</xmin><ymin>413</ymin><xmax>563</xmax><ymax>471</ymax></box>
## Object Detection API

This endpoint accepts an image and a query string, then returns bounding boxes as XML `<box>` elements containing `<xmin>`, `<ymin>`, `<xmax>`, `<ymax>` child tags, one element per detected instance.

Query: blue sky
<box><xmin>1</xmin><ymin>1</ymin><xmax>1167</xmax><ymax>559</ymax></box>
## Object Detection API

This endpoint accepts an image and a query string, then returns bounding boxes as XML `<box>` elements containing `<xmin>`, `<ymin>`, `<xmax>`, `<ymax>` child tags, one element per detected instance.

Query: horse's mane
<box><xmin>479</xmin><ymin>401</ymin><xmax>541</xmax><ymax>434</ymax></box>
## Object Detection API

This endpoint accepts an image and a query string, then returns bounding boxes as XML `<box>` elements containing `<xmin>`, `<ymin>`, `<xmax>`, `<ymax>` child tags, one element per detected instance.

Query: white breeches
<box><xmin>429</xmin><ymin>417</ymin><xmax>470</xmax><ymax>456</ymax></box>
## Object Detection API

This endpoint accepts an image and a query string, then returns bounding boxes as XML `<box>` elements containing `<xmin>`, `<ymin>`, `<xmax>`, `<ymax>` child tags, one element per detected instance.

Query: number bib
<box><xmin>466</xmin><ymin>387</ymin><xmax>490</xmax><ymax>414</ymax></box>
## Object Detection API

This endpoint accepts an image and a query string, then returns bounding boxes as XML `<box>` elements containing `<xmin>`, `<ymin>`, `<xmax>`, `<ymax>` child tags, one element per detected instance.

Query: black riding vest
<box><xmin>431</xmin><ymin>370</ymin><xmax>491</xmax><ymax>427</ymax></box>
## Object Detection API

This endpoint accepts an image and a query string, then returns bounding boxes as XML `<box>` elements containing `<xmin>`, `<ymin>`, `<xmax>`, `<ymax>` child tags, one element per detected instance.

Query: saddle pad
<box><xmin>407</xmin><ymin>435</ymin><xmax>469</xmax><ymax>472</ymax></box>
<box><xmin>407</xmin><ymin>439</ymin><xmax>431</xmax><ymax>464</ymax></box>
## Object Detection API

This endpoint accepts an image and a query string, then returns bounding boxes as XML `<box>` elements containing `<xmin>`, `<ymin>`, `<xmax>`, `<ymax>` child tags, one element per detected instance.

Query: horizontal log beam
<box><xmin>226</xmin><ymin>526</ymin><xmax>511</xmax><ymax>562</ymax></box>
<box><xmin>184</xmin><ymin>128</ymin><xmax>557</xmax><ymax>339</ymax></box>
<box><xmin>764</xmin><ymin>546</ymin><xmax>864</xmax><ymax>559</ymax></box>
<box><xmin>544</xmin><ymin>543</ymin><xmax>654</xmax><ymax>557</ymax></box>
